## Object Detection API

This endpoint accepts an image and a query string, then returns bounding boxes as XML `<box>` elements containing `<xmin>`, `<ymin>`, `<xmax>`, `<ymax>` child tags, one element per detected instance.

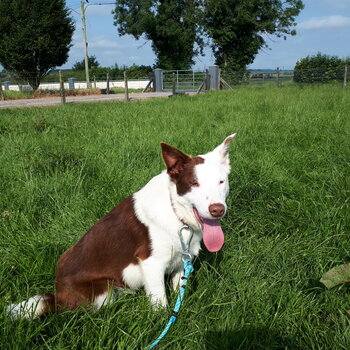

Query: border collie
<box><xmin>8</xmin><ymin>134</ymin><xmax>236</xmax><ymax>319</ymax></box>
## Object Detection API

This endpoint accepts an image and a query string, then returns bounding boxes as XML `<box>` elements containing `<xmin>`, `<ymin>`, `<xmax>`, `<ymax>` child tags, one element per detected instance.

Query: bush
<box><xmin>221</xmin><ymin>69</ymin><xmax>250</xmax><ymax>86</ymax></box>
<box><xmin>44</xmin><ymin>64</ymin><xmax>153</xmax><ymax>82</ymax></box>
<box><xmin>125</xmin><ymin>64</ymin><xmax>153</xmax><ymax>79</ymax></box>
<box><xmin>294</xmin><ymin>53</ymin><xmax>348</xmax><ymax>83</ymax></box>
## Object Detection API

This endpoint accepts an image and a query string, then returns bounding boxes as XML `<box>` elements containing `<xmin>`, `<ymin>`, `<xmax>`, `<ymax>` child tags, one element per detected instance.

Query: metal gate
<box><xmin>162</xmin><ymin>70</ymin><xmax>206</xmax><ymax>92</ymax></box>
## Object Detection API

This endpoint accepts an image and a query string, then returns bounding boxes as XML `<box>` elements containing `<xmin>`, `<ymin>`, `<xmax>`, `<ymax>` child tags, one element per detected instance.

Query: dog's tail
<box><xmin>7</xmin><ymin>293</ymin><xmax>55</xmax><ymax>320</ymax></box>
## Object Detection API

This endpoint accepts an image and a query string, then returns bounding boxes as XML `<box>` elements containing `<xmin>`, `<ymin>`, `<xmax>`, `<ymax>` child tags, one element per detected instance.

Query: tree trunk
<box><xmin>28</xmin><ymin>74</ymin><xmax>40</xmax><ymax>91</ymax></box>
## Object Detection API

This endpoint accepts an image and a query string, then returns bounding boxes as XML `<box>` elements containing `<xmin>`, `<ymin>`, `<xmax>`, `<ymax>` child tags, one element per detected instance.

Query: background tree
<box><xmin>72</xmin><ymin>56</ymin><xmax>100</xmax><ymax>71</ymax></box>
<box><xmin>204</xmin><ymin>0</ymin><xmax>304</xmax><ymax>71</ymax></box>
<box><xmin>0</xmin><ymin>0</ymin><xmax>74</xmax><ymax>91</ymax></box>
<box><xmin>113</xmin><ymin>0</ymin><xmax>204</xmax><ymax>70</ymax></box>
<box><xmin>294</xmin><ymin>53</ymin><xmax>347</xmax><ymax>83</ymax></box>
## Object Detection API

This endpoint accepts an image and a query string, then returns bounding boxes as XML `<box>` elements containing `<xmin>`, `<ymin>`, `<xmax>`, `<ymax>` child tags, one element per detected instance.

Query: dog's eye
<box><xmin>192</xmin><ymin>181</ymin><xmax>199</xmax><ymax>187</ymax></box>
<box><xmin>219</xmin><ymin>180</ymin><xmax>225</xmax><ymax>184</ymax></box>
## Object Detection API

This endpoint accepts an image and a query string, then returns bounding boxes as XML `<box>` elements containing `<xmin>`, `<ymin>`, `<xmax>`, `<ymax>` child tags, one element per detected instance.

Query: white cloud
<box><xmin>103</xmin><ymin>49</ymin><xmax>121</xmax><ymax>56</ymax></box>
<box><xmin>298</xmin><ymin>15</ymin><xmax>350</xmax><ymax>30</ymax></box>
<box><xmin>322</xmin><ymin>0</ymin><xmax>350</xmax><ymax>10</ymax></box>
<box><xmin>129</xmin><ymin>56</ymin><xmax>142</xmax><ymax>61</ymax></box>
<box><xmin>89</xmin><ymin>36</ymin><xmax>120</xmax><ymax>49</ymax></box>
<box><xmin>71</xmin><ymin>33</ymin><xmax>120</xmax><ymax>50</ymax></box>
<box><xmin>86</xmin><ymin>4</ymin><xmax>114</xmax><ymax>17</ymax></box>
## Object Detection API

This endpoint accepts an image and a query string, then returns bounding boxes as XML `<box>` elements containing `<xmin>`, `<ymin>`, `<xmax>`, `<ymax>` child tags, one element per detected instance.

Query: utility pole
<box><xmin>81</xmin><ymin>0</ymin><xmax>90</xmax><ymax>88</ymax></box>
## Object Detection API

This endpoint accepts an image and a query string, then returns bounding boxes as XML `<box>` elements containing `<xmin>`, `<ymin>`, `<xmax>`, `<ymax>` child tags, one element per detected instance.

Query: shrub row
<box><xmin>294</xmin><ymin>53</ymin><xmax>349</xmax><ymax>83</ymax></box>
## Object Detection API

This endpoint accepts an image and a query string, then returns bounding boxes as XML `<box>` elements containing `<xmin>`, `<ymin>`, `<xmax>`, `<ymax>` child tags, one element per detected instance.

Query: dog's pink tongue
<box><xmin>201</xmin><ymin>218</ymin><xmax>225</xmax><ymax>252</ymax></box>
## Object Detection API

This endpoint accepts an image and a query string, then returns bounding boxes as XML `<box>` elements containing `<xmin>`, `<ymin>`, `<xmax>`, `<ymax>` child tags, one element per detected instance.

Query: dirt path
<box><xmin>0</xmin><ymin>92</ymin><xmax>174</xmax><ymax>109</ymax></box>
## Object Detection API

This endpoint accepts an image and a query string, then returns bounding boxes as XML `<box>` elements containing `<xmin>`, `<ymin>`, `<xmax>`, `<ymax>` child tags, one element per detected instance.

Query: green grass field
<box><xmin>2</xmin><ymin>87</ymin><xmax>143</xmax><ymax>100</ymax></box>
<box><xmin>0</xmin><ymin>84</ymin><xmax>349</xmax><ymax>349</ymax></box>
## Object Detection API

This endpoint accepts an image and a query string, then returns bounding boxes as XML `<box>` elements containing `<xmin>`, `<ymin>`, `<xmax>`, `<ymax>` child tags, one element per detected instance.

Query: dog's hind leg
<box><xmin>140</xmin><ymin>257</ymin><xmax>167</xmax><ymax>308</ymax></box>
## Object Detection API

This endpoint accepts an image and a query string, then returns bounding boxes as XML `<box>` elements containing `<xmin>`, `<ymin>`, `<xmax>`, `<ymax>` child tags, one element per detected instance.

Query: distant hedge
<box><xmin>0</xmin><ymin>64</ymin><xmax>153</xmax><ymax>84</ymax></box>
<box><xmin>294</xmin><ymin>53</ymin><xmax>349</xmax><ymax>83</ymax></box>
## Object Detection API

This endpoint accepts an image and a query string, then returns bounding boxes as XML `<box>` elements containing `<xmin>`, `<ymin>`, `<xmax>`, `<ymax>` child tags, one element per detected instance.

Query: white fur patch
<box><xmin>94</xmin><ymin>292</ymin><xmax>109</xmax><ymax>310</ymax></box>
<box><xmin>122</xmin><ymin>263</ymin><xmax>144</xmax><ymax>289</ymax></box>
<box><xmin>7</xmin><ymin>295</ymin><xmax>49</xmax><ymax>320</ymax></box>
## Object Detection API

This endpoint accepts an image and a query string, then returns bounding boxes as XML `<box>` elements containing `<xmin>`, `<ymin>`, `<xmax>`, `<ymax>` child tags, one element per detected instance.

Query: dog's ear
<box><xmin>160</xmin><ymin>143</ymin><xmax>191</xmax><ymax>180</ymax></box>
<box><xmin>213</xmin><ymin>133</ymin><xmax>237</xmax><ymax>165</ymax></box>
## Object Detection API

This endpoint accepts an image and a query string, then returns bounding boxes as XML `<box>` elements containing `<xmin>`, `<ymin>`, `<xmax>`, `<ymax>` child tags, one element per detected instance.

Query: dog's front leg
<box><xmin>171</xmin><ymin>269</ymin><xmax>184</xmax><ymax>291</ymax></box>
<box><xmin>140</xmin><ymin>257</ymin><xmax>167</xmax><ymax>308</ymax></box>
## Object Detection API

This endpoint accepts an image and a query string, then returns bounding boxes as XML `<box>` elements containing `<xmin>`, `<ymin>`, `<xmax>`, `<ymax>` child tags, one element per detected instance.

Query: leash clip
<box><xmin>148</xmin><ymin>225</ymin><xmax>195</xmax><ymax>349</ymax></box>
<box><xmin>178</xmin><ymin>224</ymin><xmax>193</xmax><ymax>262</ymax></box>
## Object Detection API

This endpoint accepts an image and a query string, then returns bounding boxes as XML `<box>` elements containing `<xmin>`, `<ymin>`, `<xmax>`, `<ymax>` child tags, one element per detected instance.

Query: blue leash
<box><xmin>148</xmin><ymin>225</ymin><xmax>195</xmax><ymax>349</ymax></box>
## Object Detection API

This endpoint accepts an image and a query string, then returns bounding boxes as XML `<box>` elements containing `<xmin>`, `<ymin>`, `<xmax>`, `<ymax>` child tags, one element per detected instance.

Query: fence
<box><xmin>221</xmin><ymin>66</ymin><xmax>348</xmax><ymax>88</ymax></box>
<box><xmin>0</xmin><ymin>74</ymin><xmax>151</xmax><ymax>92</ymax></box>
<box><xmin>0</xmin><ymin>65</ymin><xmax>348</xmax><ymax>102</ymax></box>
<box><xmin>0</xmin><ymin>70</ymin><xmax>143</xmax><ymax>103</ymax></box>
<box><xmin>162</xmin><ymin>70</ymin><xmax>207</xmax><ymax>92</ymax></box>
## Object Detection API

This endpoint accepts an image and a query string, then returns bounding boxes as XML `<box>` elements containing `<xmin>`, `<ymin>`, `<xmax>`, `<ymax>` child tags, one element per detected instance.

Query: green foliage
<box><xmin>72</xmin><ymin>64</ymin><xmax>153</xmax><ymax>80</ymax></box>
<box><xmin>38</xmin><ymin>64</ymin><xmax>153</xmax><ymax>83</ymax></box>
<box><xmin>294</xmin><ymin>53</ymin><xmax>348</xmax><ymax>83</ymax></box>
<box><xmin>0</xmin><ymin>0</ymin><xmax>74</xmax><ymax>91</ymax></box>
<box><xmin>124</xmin><ymin>64</ymin><xmax>153</xmax><ymax>79</ymax></box>
<box><xmin>113</xmin><ymin>0</ymin><xmax>204</xmax><ymax>69</ymax></box>
<box><xmin>113</xmin><ymin>0</ymin><xmax>304</xmax><ymax>71</ymax></box>
<box><xmin>204</xmin><ymin>0</ymin><xmax>304</xmax><ymax>71</ymax></box>
<box><xmin>0</xmin><ymin>85</ymin><xmax>350</xmax><ymax>348</ymax></box>
<box><xmin>72</xmin><ymin>56</ymin><xmax>100</xmax><ymax>71</ymax></box>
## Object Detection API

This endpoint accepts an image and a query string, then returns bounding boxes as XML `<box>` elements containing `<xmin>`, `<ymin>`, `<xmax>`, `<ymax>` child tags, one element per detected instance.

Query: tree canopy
<box><xmin>72</xmin><ymin>56</ymin><xmax>100</xmax><ymax>71</ymax></box>
<box><xmin>0</xmin><ymin>0</ymin><xmax>74</xmax><ymax>90</ymax></box>
<box><xmin>113</xmin><ymin>0</ymin><xmax>204</xmax><ymax>70</ymax></box>
<box><xmin>113</xmin><ymin>0</ymin><xmax>304</xmax><ymax>71</ymax></box>
<box><xmin>204</xmin><ymin>0</ymin><xmax>304</xmax><ymax>71</ymax></box>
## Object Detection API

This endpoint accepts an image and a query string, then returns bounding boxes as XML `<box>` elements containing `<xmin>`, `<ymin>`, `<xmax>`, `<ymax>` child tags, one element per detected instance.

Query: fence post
<box><xmin>106</xmin><ymin>73</ymin><xmax>110</xmax><ymax>95</ymax></box>
<box><xmin>172</xmin><ymin>73</ymin><xmax>176</xmax><ymax>95</ymax></box>
<box><xmin>68</xmin><ymin>78</ymin><xmax>76</xmax><ymax>90</ymax></box>
<box><xmin>124</xmin><ymin>71</ymin><xmax>129</xmax><ymax>102</ymax></box>
<box><xmin>205</xmin><ymin>70</ymin><xmax>211</xmax><ymax>91</ymax></box>
<box><xmin>276</xmin><ymin>67</ymin><xmax>280</xmax><ymax>87</ymax></box>
<box><xmin>59</xmin><ymin>70</ymin><xmax>66</xmax><ymax>104</ymax></box>
<box><xmin>153</xmin><ymin>68</ymin><xmax>163</xmax><ymax>92</ymax></box>
<box><xmin>4</xmin><ymin>81</ymin><xmax>10</xmax><ymax>90</ymax></box>
<box><xmin>344</xmin><ymin>65</ymin><xmax>348</xmax><ymax>88</ymax></box>
<box><xmin>0</xmin><ymin>80</ymin><xmax>4</xmax><ymax>100</ymax></box>
<box><xmin>93</xmin><ymin>75</ymin><xmax>97</xmax><ymax>89</ymax></box>
<box><xmin>209</xmin><ymin>65</ymin><xmax>220</xmax><ymax>90</ymax></box>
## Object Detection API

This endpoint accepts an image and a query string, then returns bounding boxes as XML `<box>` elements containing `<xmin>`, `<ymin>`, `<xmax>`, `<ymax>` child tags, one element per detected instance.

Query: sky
<box><xmin>63</xmin><ymin>0</ymin><xmax>350</xmax><ymax>71</ymax></box>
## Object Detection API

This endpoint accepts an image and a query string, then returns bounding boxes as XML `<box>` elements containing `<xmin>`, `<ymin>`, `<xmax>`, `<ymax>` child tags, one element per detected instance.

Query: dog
<box><xmin>8</xmin><ymin>134</ymin><xmax>236</xmax><ymax>319</ymax></box>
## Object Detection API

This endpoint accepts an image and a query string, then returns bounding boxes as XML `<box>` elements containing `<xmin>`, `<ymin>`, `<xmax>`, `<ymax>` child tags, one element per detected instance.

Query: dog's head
<box><xmin>161</xmin><ymin>134</ymin><xmax>236</xmax><ymax>252</ymax></box>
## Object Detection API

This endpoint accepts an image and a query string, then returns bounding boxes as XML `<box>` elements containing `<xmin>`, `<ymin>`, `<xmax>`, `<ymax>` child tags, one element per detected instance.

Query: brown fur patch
<box><xmin>54</xmin><ymin>196</ymin><xmax>151</xmax><ymax>311</ymax></box>
<box><xmin>160</xmin><ymin>143</ymin><xmax>205</xmax><ymax>196</ymax></box>
<box><xmin>176</xmin><ymin>156</ymin><xmax>205</xmax><ymax>195</ymax></box>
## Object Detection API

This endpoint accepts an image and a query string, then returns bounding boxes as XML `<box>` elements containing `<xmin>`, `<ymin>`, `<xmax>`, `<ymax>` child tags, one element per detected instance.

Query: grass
<box><xmin>2</xmin><ymin>90</ymin><xmax>34</xmax><ymax>100</ymax></box>
<box><xmin>0</xmin><ymin>84</ymin><xmax>349</xmax><ymax>349</ymax></box>
<box><xmin>2</xmin><ymin>88</ymin><xmax>143</xmax><ymax>100</ymax></box>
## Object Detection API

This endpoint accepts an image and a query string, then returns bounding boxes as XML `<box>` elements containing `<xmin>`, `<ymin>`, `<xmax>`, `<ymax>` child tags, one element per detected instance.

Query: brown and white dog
<box><xmin>8</xmin><ymin>134</ymin><xmax>236</xmax><ymax>319</ymax></box>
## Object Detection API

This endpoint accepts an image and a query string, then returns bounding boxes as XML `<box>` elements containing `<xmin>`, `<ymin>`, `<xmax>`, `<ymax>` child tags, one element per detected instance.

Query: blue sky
<box><xmin>63</xmin><ymin>0</ymin><xmax>350</xmax><ymax>70</ymax></box>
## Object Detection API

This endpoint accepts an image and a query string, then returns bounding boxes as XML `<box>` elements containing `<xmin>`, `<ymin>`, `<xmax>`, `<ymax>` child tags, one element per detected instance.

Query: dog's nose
<box><xmin>209</xmin><ymin>203</ymin><xmax>225</xmax><ymax>218</ymax></box>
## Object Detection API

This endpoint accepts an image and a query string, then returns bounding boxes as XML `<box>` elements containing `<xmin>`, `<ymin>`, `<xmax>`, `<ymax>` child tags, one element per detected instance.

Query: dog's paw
<box><xmin>150</xmin><ymin>295</ymin><xmax>168</xmax><ymax>309</ymax></box>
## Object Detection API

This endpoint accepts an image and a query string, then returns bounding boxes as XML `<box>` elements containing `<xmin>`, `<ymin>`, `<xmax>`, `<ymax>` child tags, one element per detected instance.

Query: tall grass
<box><xmin>0</xmin><ymin>84</ymin><xmax>349</xmax><ymax>349</ymax></box>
